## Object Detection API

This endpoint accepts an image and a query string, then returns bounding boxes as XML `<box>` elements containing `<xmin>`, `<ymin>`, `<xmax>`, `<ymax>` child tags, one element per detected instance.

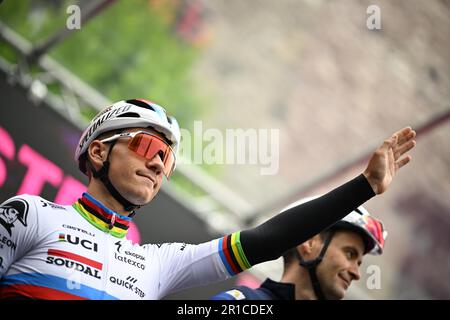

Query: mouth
<box><xmin>138</xmin><ymin>173</ymin><xmax>156</xmax><ymax>185</ymax></box>
<box><xmin>339</xmin><ymin>275</ymin><xmax>350</xmax><ymax>289</ymax></box>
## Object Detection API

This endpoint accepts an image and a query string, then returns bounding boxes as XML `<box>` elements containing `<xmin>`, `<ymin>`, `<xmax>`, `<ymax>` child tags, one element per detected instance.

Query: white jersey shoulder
<box><xmin>0</xmin><ymin>195</ymin><xmax>231</xmax><ymax>299</ymax></box>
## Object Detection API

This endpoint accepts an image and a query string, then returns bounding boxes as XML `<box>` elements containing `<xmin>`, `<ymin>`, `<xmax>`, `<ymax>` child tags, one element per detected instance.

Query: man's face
<box><xmin>315</xmin><ymin>231</ymin><xmax>365</xmax><ymax>300</ymax></box>
<box><xmin>104</xmin><ymin>127</ymin><xmax>167</xmax><ymax>206</ymax></box>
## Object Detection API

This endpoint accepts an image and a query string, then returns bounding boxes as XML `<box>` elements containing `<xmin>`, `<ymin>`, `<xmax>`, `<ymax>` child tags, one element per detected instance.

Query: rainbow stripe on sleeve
<box><xmin>218</xmin><ymin>232</ymin><xmax>252</xmax><ymax>276</ymax></box>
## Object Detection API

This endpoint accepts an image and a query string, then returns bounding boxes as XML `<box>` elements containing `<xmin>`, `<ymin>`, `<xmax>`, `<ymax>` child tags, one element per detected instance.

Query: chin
<box><xmin>335</xmin><ymin>291</ymin><xmax>346</xmax><ymax>300</ymax></box>
<box><xmin>325</xmin><ymin>287</ymin><xmax>346</xmax><ymax>300</ymax></box>
<box><xmin>140</xmin><ymin>193</ymin><xmax>157</xmax><ymax>205</ymax></box>
<box><xmin>126</xmin><ymin>189</ymin><xmax>156</xmax><ymax>206</ymax></box>
<box><xmin>335</xmin><ymin>288</ymin><xmax>346</xmax><ymax>300</ymax></box>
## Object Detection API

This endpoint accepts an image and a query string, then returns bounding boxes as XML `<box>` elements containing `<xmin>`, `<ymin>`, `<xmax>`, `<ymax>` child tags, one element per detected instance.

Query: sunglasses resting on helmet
<box><xmin>100</xmin><ymin>131</ymin><xmax>176</xmax><ymax>179</ymax></box>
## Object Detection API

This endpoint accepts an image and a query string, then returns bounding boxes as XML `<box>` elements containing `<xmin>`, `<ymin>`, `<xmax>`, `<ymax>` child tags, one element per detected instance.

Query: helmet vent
<box><xmin>126</xmin><ymin>99</ymin><xmax>156</xmax><ymax>111</ymax></box>
<box><xmin>117</xmin><ymin>112</ymin><xmax>140</xmax><ymax>118</ymax></box>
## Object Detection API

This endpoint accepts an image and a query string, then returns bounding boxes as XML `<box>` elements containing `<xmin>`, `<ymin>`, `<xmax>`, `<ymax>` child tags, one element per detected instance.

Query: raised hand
<box><xmin>363</xmin><ymin>127</ymin><xmax>416</xmax><ymax>194</ymax></box>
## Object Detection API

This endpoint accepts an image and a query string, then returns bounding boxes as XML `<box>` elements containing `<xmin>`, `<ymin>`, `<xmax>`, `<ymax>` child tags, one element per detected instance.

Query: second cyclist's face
<box><xmin>107</xmin><ymin>128</ymin><xmax>166</xmax><ymax>205</ymax></box>
<box><xmin>315</xmin><ymin>231</ymin><xmax>365</xmax><ymax>300</ymax></box>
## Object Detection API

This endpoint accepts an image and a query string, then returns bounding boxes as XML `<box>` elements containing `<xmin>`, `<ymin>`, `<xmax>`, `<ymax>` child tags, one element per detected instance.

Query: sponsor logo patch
<box><xmin>0</xmin><ymin>198</ymin><xmax>29</xmax><ymax>236</ymax></box>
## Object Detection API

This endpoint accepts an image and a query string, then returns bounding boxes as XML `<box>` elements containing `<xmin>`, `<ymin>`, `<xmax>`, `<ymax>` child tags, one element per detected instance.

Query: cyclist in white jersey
<box><xmin>0</xmin><ymin>99</ymin><xmax>416</xmax><ymax>299</ymax></box>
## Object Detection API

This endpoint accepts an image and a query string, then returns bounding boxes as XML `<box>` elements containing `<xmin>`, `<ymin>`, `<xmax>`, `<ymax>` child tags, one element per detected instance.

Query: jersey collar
<box><xmin>73</xmin><ymin>192</ymin><xmax>132</xmax><ymax>238</ymax></box>
<box><xmin>261</xmin><ymin>278</ymin><xmax>296</xmax><ymax>300</ymax></box>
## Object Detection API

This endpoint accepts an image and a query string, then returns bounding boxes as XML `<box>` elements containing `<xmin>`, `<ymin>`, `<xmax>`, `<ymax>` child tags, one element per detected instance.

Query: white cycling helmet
<box><xmin>282</xmin><ymin>196</ymin><xmax>387</xmax><ymax>255</ymax></box>
<box><xmin>75</xmin><ymin>99</ymin><xmax>181</xmax><ymax>175</ymax></box>
<box><xmin>332</xmin><ymin>205</ymin><xmax>387</xmax><ymax>255</ymax></box>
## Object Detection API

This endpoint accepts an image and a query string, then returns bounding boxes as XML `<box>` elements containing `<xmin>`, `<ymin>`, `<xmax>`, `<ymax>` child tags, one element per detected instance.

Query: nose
<box><xmin>349</xmin><ymin>263</ymin><xmax>361</xmax><ymax>281</ymax></box>
<box><xmin>146</xmin><ymin>152</ymin><xmax>165</xmax><ymax>176</ymax></box>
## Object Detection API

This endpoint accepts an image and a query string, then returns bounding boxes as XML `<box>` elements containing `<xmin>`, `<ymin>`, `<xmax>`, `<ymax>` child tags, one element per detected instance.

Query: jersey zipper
<box><xmin>108</xmin><ymin>214</ymin><xmax>116</xmax><ymax>230</ymax></box>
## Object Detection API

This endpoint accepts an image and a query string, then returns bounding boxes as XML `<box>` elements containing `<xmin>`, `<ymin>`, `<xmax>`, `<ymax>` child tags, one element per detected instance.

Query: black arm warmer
<box><xmin>240</xmin><ymin>174</ymin><xmax>376</xmax><ymax>266</ymax></box>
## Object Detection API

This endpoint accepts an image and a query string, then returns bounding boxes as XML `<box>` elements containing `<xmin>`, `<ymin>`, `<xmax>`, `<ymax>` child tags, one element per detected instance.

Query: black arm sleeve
<box><xmin>240</xmin><ymin>174</ymin><xmax>376</xmax><ymax>266</ymax></box>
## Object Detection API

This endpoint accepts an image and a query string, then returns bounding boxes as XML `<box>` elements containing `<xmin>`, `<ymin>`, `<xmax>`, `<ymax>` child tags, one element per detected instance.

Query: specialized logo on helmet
<box><xmin>0</xmin><ymin>198</ymin><xmax>29</xmax><ymax>236</ymax></box>
<box><xmin>78</xmin><ymin>104</ymin><xmax>132</xmax><ymax>151</ymax></box>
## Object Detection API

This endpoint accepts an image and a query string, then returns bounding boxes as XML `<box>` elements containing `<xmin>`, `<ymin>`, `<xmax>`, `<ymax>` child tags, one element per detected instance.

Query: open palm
<box><xmin>363</xmin><ymin>127</ymin><xmax>416</xmax><ymax>194</ymax></box>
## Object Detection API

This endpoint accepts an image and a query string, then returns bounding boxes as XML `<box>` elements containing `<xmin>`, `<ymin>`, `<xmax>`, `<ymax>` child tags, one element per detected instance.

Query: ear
<box><xmin>87</xmin><ymin>140</ymin><xmax>109</xmax><ymax>172</ymax></box>
<box><xmin>298</xmin><ymin>234</ymin><xmax>322</xmax><ymax>259</ymax></box>
<box><xmin>297</xmin><ymin>238</ymin><xmax>313</xmax><ymax>257</ymax></box>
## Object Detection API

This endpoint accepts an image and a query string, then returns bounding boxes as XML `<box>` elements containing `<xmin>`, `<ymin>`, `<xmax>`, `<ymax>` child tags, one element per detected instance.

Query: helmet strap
<box><xmin>297</xmin><ymin>230</ymin><xmax>335</xmax><ymax>300</ymax></box>
<box><xmin>88</xmin><ymin>140</ymin><xmax>141</xmax><ymax>215</ymax></box>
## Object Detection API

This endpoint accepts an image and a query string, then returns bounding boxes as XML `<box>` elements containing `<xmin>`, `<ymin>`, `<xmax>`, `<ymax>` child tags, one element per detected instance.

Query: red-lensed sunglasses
<box><xmin>100</xmin><ymin>131</ymin><xmax>176</xmax><ymax>179</ymax></box>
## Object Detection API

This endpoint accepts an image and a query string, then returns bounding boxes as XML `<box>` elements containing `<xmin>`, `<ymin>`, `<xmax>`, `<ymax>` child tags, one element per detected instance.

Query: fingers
<box><xmin>396</xmin><ymin>155</ymin><xmax>412</xmax><ymax>170</ymax></box>
<box><xmin>392</xmin><ymin>127</ymin><xmax>416</xmax><ymax>168</ymax></box>
<box><xmin>378</xmin><ymin>126</ymin><xmax>416</xmax><ymax>158</ymax></box>
<box><xmin>394</xmin><ymin>126</ymin><xmax>412</xmax><ymax>138</ymax></box>
<box><xmin>398</xmin><ymin>131</ymin><xmax>416</xmax><ymax>146</ymax></box>
<box><xmin>396</xmin><ymin>127</ymin><xmax>416</xmax><ymax>145</ymax></box>
<box><xmin>394</xmin><ymin>139</ymin><xmax>416</xmax><ymax>158</ymax></box>
<box><xmin>381</xmin><ymin>135</ymin><xmax>397</xmax><ymax>150</ymax></box>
